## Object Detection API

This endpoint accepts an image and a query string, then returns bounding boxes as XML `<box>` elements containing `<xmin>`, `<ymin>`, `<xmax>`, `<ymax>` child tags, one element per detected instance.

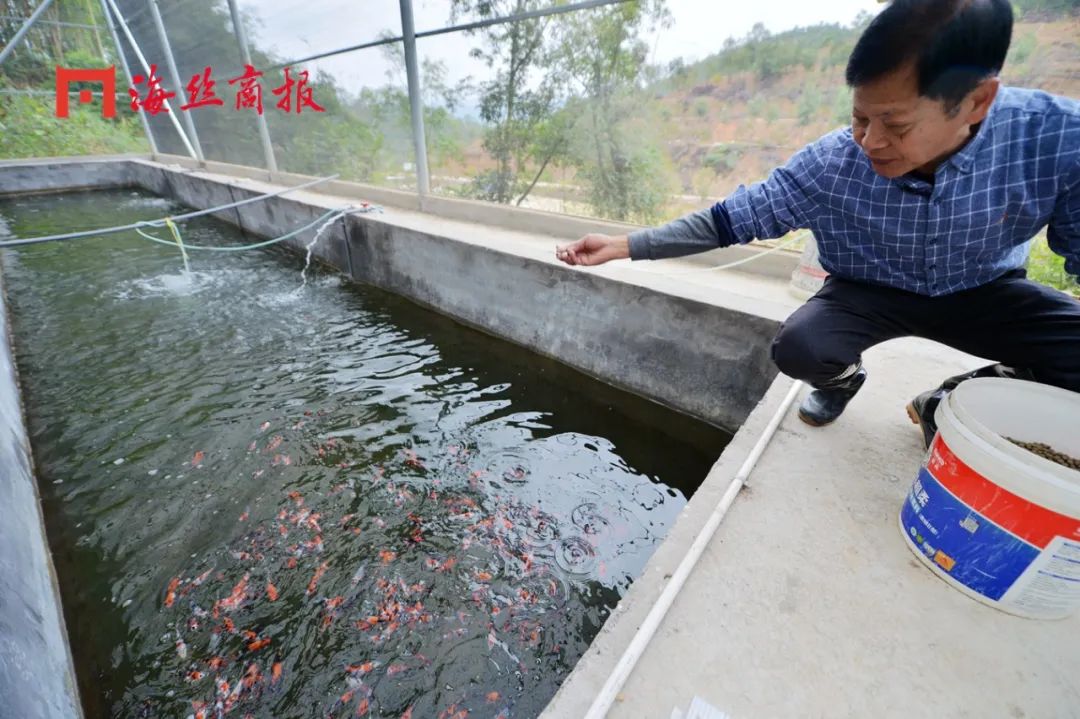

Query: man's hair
<box><xmin>845</xmin><ymin>0</ymin><xmax>1013</xmax><ymax>112</ymax></box>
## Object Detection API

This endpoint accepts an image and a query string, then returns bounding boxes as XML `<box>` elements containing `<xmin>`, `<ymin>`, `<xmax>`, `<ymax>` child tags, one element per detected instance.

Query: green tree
<box><xmin>450</xmin><ymin>0</ymin><xmax>565</xmax><ymax>204</ymax></box>
<box><xmin>555</xmin><ymin>0</ymin><xmax>672</xmax><ymax>223</ymax></box>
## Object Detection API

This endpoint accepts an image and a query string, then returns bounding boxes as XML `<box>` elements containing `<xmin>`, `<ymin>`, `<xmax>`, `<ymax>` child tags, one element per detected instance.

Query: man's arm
<box><xmin>1047</xmin><ymin>157</ymin><xmax>1080</xmax><ymax>282</ymax></box>
<box><xmin>626</xmin><ymin>139</ymin><xmax>827</xmax><ymax>261</ymax></box>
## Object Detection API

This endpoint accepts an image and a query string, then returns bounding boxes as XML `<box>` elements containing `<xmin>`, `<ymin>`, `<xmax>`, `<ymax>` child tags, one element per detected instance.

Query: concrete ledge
<box><xmin>0</xmin><ymin>156</ymin><xmax>139</xmax><ymax>197</ymax></box>
<box><xmin>0</xmin><ymin>255</ymin><xmax>82</xmax><ymax>719</ymax></box>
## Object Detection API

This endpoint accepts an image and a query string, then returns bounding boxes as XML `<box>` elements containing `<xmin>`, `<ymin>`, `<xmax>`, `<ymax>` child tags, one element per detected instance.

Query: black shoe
<box><xmin>798</xmin><ymin>367</ymin><xmax>868</xmax><ymax>427</ymax></box>
<box><xmin>906</xmin><ymin>364</ymin><xmax>1032</xmax><ymax>448</ymax></box>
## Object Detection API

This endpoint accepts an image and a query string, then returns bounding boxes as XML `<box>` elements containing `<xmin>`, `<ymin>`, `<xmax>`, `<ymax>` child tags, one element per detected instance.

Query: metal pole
<box><xmin>261</xmin><ymin>0</ymin><xmax>629</xmax><ymax>74</ymax></box>
<box><xmin>148</xmin><ymin>0</ymin><xmax>204</xmax><ymax>162</ymax></box>
<box><xmin>226</xmin><ymin>0</ymin><xmax>278</xmax><ymax>173</ymax></box>
<box><xmin>104</xmin><ymin>0</ymin><xmax>197</xmax><ymax>159</ymax></box>
<box><xmin>399</xmin><ymin>0</ymin><xmax>431</xmax><ymax>198</ymax></box>
<box><xmin>99</xmin><ymin>0</ymin><xmax>158</xmax><ymax>154</ymax></box>
<box><xmin>0</xmin><ymin>0</ymin><xmax>57</xmax><ymax>67</ymax></box>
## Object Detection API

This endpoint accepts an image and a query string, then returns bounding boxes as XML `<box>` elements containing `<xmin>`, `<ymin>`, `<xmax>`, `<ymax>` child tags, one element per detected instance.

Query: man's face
<box><xmin>851</xmin><ymin>63</ymin><xmax>998</xmax><ymax>179</ymax></box>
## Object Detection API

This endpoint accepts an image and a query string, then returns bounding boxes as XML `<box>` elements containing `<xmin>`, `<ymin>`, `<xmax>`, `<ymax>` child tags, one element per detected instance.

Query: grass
<box><xmin>1028</xmin><ymin>233</ymin><xmax>1080</xmax><ymax>298</ymax></box>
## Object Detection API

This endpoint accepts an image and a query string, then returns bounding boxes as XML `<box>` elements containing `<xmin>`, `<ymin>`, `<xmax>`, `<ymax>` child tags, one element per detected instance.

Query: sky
<box><xmin>236</xmin><ymin>0</ymin><xmax>885</xmax><ymax>102</ymax></box>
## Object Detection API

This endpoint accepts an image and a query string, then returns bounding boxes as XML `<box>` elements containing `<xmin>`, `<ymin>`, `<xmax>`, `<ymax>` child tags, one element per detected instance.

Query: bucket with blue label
<box><xmin>900</xmin><ymin>378</ymin><xmax>1080</xmax><ymax>619</ymax></box>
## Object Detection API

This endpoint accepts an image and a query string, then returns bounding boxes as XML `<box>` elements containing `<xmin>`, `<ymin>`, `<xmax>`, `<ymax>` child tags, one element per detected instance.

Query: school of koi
<box><xmin>152</xmin><ymin>412</ymin><xmax>655</xmax><ymax>719</ymax></box>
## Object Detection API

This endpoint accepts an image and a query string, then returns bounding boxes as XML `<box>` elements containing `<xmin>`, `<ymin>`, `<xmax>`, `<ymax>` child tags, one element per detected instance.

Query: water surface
<box><xmin>0</xmin><ymin>189</ymin><xmax>729</xmax><ymax>718</ymax></box>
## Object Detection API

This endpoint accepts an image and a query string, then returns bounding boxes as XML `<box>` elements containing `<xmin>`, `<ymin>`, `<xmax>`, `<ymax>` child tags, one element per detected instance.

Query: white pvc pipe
<box><xmin>104</xmin><ymin>0</ymin><xmax>198</xmax><ymax>159</ymax></box>
<box><xmin>100</xmin><ymin>0</ymin><xmax>157</xmax><ymax>154</ymax></box>
<box><xmin>399</xmin><ymin>0</ymin><xmax>431</xmax><ymax>198</ymax></box>
<box><xmin>225</xmin><ymin>0</ymin><xmax>278</xmax><ymax>173</ymax></box>
<box><xmin>583</xmin><ymin>379</ymin><xmax>805</xmax><ymax>719</ymax></box>
<box><xmin>148</xmin><ymin>0</ymin><xmax>204</xmax><ymax>162</ymax></box>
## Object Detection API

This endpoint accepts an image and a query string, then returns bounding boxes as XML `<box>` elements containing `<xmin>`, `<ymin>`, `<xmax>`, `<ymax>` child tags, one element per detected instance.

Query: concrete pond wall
<box><xmin>0</xmin><ymin>155</ymin><xmax>790</xmax><ymax>717</ymax></box>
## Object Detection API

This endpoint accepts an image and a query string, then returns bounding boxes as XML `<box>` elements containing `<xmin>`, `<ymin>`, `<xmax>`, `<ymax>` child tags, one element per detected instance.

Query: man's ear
<box><xmin>964</xmin><ymin>76</ymin><xmax>1000</xmax><ymax>124</ymax></box>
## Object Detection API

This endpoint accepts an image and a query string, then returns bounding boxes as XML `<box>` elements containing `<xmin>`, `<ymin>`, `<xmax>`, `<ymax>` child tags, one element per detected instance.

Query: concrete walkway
<box><xmin>543</xmin><ymin>329</ymin><xmax>1080</xmax><ymax>718</ymax></box>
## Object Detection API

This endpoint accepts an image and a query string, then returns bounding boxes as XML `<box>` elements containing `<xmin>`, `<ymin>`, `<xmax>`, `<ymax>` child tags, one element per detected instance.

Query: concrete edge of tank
<box><xmin>0</xmin><ymin>260</ymin><xmax>83</xmax><ymax>718</ymax></box>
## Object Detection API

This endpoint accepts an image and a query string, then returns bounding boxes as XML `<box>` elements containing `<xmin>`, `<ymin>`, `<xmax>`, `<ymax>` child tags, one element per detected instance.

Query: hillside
<box><xmin>501</xmin><ymin>12</ymin><xmax>1080</xmax><ymax>221</ymax></box>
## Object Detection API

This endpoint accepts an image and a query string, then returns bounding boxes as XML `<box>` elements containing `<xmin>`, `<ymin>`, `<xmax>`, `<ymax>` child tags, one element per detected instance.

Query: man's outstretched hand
<box><xmin>554</xmin><ymin>234</ymin><xmax>630</xmax><ymax>267</ymax></box>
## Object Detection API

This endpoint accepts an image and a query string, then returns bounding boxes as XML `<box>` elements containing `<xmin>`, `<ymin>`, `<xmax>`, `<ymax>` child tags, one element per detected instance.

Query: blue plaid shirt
<box><xmin>634</xmin><ymin>86</ymin><xmax>1080</xmax><ymax>297</ymax></box>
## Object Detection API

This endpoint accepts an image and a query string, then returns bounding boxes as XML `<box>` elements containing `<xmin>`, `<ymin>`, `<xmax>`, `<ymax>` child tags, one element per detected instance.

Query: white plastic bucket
<box><xmin>788</xmin><ymin>235</ymin><xmax>828</xmax><ymax>301</ymax></box>
<box><xmin>900</xmin><ymin>378</ymin><xmax>1080</xmax><ymax>619</ymax></box>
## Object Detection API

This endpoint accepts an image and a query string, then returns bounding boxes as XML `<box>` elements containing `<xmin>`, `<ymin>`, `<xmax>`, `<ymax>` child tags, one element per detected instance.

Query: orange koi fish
<box><xmin>356</xmin><ymin>698</ymin><xmax>370</xmax><ymax>716</ymax></box>
<box><xmin>306</xmin><ymin>562</ymin><xmax>328</xmax><ymax>596</ymax></box>
<box><xmin>247</xmin><ymin>637</ymin><xmax>271</xmax><ymax>652</ymax></box>
<box><xmin>403</xmin><ymin>449</ymin><xmax>424</xmax><ymax>469</ymax></box>
<box><xmin>271</xmin><ymin>661</ymin><xmax>283</xmax><ymax>685</ymax></box>
<box><xmin>379</xmin><ymin>550</ymin><xmax>396</xmax><ymax>565</ymax></box>
<box><xmin>242</xmin><ymin>662</ymin><xmax>261</xmax><ymax>689</ymax></box>
<box><xmin>346</xmin><ymin>661</ymin><xmax>375</xmax><ymax>675</ymax></box>
<box><xmin>191</xmin><ymin>450</ymin><xmax>205</xmax><ymax>467</ymax></box>
<box><xmin>266</xmin><ymin>581</ymin><xmax>279</xmax><ymax>601</ymax></box>
<box><xmin>216</xmin><ymin>573</ymin><xmax>250</xmax><ymax>612</ymax></box>
<box><xmin>164</xmin><ymin>577</ymin><xmax>180</xmax><ymax>607</ymax></box>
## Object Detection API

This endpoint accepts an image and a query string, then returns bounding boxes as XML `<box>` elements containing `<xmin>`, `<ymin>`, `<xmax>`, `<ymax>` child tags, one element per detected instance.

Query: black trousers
<box><xmin>771</xmin><ymin>270</ymin><xmax>1080</xmax><ymax>393</ymax></box>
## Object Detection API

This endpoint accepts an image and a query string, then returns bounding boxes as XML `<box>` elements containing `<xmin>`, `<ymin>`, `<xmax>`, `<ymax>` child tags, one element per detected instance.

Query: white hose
<box><xmin>583</xmin><ymin>378</ymin><xmax>805</xmax><ymax>719</ymax></box>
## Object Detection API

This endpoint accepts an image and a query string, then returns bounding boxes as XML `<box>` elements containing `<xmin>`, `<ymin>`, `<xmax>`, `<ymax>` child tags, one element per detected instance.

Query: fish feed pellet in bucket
<box><xmin>1007</xmin><ymin>438</ymin><xmax>1080</xmax><ymax>471</ymax></box>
